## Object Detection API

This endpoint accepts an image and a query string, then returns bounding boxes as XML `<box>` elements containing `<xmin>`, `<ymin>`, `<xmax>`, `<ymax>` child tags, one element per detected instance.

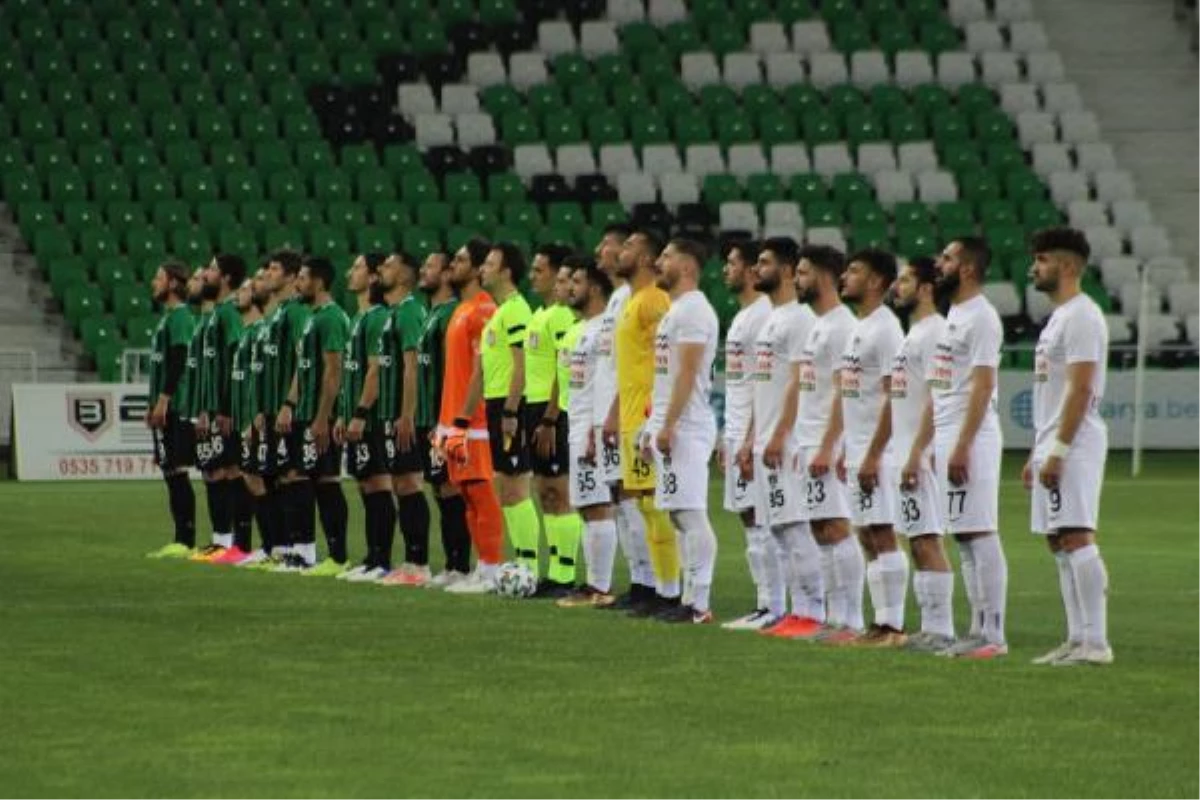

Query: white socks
<box><xmin>584</xmin><ymin>519</ymin><xmax>617</xmax><ymax>593</ymax></box>
<box><xmin>746</xmin><ymin>525</ymin><xmax>786</xmax><ymax>616</ymax></box>
<box><xmin>867</xmin><ymin>549</ymin><xmax>909</xmax><ymax>630</ymax></box>
<box><xmin>671</xmin><ymin>510</ymin><xmax>717</xmax><ymax>612</ymax></box>
<box><xmin>773</xmin><ymin>522</ymin><xmax>825</xmax><ymax>621</ymax></box>
<box><xmin>617</xmin><ymin>498</ymin><xmax>655</xmax><ymax>588</ymax></box>
<box><xmin>1068</xmin><ymin>544</ymin><xmax>1109</xmax><ymax>648</ymax></box>
<box><xmin>297</xmin><ymin>542</ymin><xmax>317</xmax><ymax>564</ymax></box>
<box><xmin>970</xmin><ymin>534</ymin><xmax>1009</xmax><ymax>645</ymax></box>
<box><xmin>1055</xmin><ymin>551</ymin><xmax>1082</xmax><ymax>643</ymax></box>
<box><xmin>214</xmin><ymin>533</ymin><xmax>233</xmax><ymax>548</ymax></box>
<box><xmin>913</xmin><ymin>570</ymin><xmax>955</xmax><ymax>638</ymax></box>
<box><xmin>825</xmin><ymin>536</ymin><xmax>865</xmax><ymax>630</ymax></box>
<box><xmin>957</xmin><ymin>539</ymin><xmax>982</xmax><ymax>637</ymax></box>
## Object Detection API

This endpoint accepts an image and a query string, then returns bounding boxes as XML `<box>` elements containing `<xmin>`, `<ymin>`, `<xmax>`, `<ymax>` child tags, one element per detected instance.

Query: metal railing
<box><xmin>121</xmin><ymin>348</ymin><xmax>153</xmax><ymax>384</ymax></box>
<box><xmin>0</xmin><ymin>348</ymin><xmax>38</xmax><ymax>447</ymax></box>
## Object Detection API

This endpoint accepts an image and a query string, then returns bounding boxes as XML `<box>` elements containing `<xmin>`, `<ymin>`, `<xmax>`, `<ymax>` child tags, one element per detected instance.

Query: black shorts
<box><xmin>525</xmin><ymin>402</ymin><xmax>569</xmax><ymax>478</ymax></box>
<box><xmin>239</xmin><ymin>427</ymin><xmax>257</xmax><ymax>474</ymax></box>
<box><xmin>485</xmin><ymin>397</ymin><xmax>529</xmax><ymax>475</ymax></box>
<box><xmin>276</xmin><ymin>422</ymin><xmax>342</xmax><ymax>478</ymax></box>
<box><xmin>348</xmin><ymin>425</ymin><xmax>390</xmax><ymax>480</ymax></box>
<box><xmin>384</xmin><ymin>420</ymin><xmax>425</xmax><ymax>476</ymax></box>
<box><xmin>152</xmin><ymin>411</ymin><xmax>195</xmax><ymax>472</ymax></box>
<box><xmin>255</xmin><ymin>420</ymin><xmax>278</xmax><ymax>477</ymax></box>
<box><xmin>417</xmin><ymin>425</ymin><xmax>448</xmax><ymax>486</ymax></box>
<box><xmin>195</xmin><ymin>429</ymin><xmax>239</xmax><ymax>472</ymax></box>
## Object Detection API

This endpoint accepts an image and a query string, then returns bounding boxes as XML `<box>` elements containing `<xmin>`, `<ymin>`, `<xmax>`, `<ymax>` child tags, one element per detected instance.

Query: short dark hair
<box><xmin>302</xmin><ymin>255</ymin><xmax>335</xmax><ymax>290</ymax></box>
<box><xmin>362</xmin><ymin>252</ymin><xmax>387</xmax><ymax>271</ymax></box>
<box><xmin>631</xmin><ymin>228</ymin><xmax>665</xmax><ymax>260</ymax></box>
<box><xmin>535</xmin><ymin>243</ymin><xmax>574</xmax><ymax>269</ymax></box>
<box><xmin>214</xmin><ymin>253</ymin><xmax>247</xmax><ymax>288</ymax></box>
<box><xmin>463</xmin><ymin>237</ymin><xmax>491</xmax><ymax>267</ymax></box>
<box><xmin>1031</xmin><ymin>226</ymin><xmax>1091</xmax><ymax>261</ymax></box>
<box><xmin>669</xmin><ymin>237</ymin><xmax>708</xmax><ymax>266</ymax></box>
<box><xmin>602</xmin><ymin>222</ymin><xmax>632</xmax><ymax>240</ymax></box>
<box><xmin>725</xmin><ymin>239</ymin><xmax>760</xmax><ymax>265</ymax></box>
<box><xmin>161</xmin><ymin>260</ymin><xmax>190</xmax><ymax>298</ymax></box>
<box><xmin>389</xmin><ymin>249</ymin><xmax>418</xmax><ymax>272</ymax></box>
<box><xmin>270</xmin><ymin>249</ymin><xmax>302</xmax><ymax>275</ymax></box>
<box><xmin>953</xmin><ymin>236</ymin><xmax>991</xmax><ymax>279</ymax></box>
<box><xmin>760</xmin><ymin>236</ymin><xmax>799</xmax><ymax>267</ymax></box>
<box><xmin>907</xmin><ymin>255</ymin><xmax>938</xmax><ymax>286</ymax></box>
<box><xmin>492</xmin><ymin>241</ymin><xmax>527</xmax><ymax>285</ymax></box>
<box><xmin>569</xmin><ymin>255</ymin><xmax>613</xmax><ymax>298</ymax></box>
<box><xmin>848</xmin><ymin>247</ymin><xmax>897</xmax><ymax>286</ymax></box>
<box><xmin>798</xmin><ymin>243</ymin><xmax>845</xmax><ymax>278</ymax></box>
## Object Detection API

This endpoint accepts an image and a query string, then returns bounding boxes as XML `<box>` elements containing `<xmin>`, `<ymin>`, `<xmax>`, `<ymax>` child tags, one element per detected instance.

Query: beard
<box><xmin>934</xmin><ymin>270</ymin><xmax>960</xmax><ymax>305</ymax></box>
<box><xmin>752</xmin><ymin>272</ymin><xmax>778</xmax><ymax>293</ymax></box>
<box><xmin>201</xmin><ymin>281</ymin><xmax>219</xmax><ymax>301</ymax></box>
<box><xmin>795</xmin><ymin>284</ymin><xmax>817</xmax><ymax>304</ymax></box>
<box><xmin>1033</xmin><ymin>272</ymin><xmax>1058</xmax><ymax>293</ymax></box>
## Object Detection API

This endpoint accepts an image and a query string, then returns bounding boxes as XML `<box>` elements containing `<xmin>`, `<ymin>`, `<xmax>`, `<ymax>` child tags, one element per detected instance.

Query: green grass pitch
<box><xmin>1</xmin><ymin>453</ymin><xmax>1196</xmax><ymax>798</ymax></box>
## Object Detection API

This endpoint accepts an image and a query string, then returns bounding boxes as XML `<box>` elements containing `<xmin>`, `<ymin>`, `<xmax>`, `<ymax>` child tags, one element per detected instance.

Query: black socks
<box><xmin>165</xmin><ymin>472</ymin><xmax>196</xmax><ymax>547</ymax></box>
<box><xmin>230</xmin><ymin>478</ymin><xmax>253</xmax><ymax>552</ymax></box>
<box><xmin>282</xmin><ymin>479</ymin><xmax>316</xmax><ymax>548</ymax></box>
<box><xmin>363</xmin><ymin>491</ymin><xmax>396</xmax><ymax>571</ymax></box>
<box><xmin>435</xmin><ymin>494</ymin><xmax>471</xmax><ymax>574</ymax></box>
<box><xmin>315</xmin><ymin>481</ymin><xmax>348</xmax><ymax>564</ymax></box>
<box><xmin>398</xmin><ymin>491</ymin><xmax>431</xmax><ymax>567</ymax></box>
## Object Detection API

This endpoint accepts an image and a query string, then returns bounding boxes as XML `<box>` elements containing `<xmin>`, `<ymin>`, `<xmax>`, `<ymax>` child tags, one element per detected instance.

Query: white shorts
<box><xmin>569</xmin><ymin>446</ymin><xmax>612</xmax><ymax>509</ymax></box>
<box><xmin>722</xmin><ymin>438</ymin><xmax>757</xmax><ymax>513</ymax></box>
<box><xmin>896</xmin><ymin>461</ymin><xmax>943</xmax><ymax>537</ymax></box>
<box><xmin>795</xmin><ymin>445</ymin><xmax>850</xmax><ymax>522</ymax></box>
<box><xmin>598</xmin><ymin>425</ymin><xmax>622</xmax><ymax>485</ymax></box>
<box><xmin>933</xmin><ymin>431</ymin><xmax>1001</xmax><ymax>534</ymax></box>
<box><xmin>752</xmin><ymin>446</ymin><xmax>807</xmax><ymax>527</ymax></box>
<box><xmin>653</xmin><ymin>428</ymin><xmax>714</xmax><ymax>511</ymax></box>
<box><xmin>847</xmin><ymin>462</ymin><xmax>897</xmax><ymax>528</ymax></box>
<box><xmin>1030</xmin><ymin>451</ymin><xmax>1105</xmax><ymax>534</ymax></box>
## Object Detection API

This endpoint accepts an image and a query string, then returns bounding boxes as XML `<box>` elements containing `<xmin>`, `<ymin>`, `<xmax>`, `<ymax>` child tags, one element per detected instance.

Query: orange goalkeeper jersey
<box><xmin>439</xmin><ymin>290</ymin><xmax>496</xmax><ymax>432</ymax></box>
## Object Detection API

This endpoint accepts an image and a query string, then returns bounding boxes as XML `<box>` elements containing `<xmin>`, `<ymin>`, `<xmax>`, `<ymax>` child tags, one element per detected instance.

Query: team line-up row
<box><xmin>141</xmin><ymin>224</ymin><xmax>1113</xmax><ymax>666</ymax></box>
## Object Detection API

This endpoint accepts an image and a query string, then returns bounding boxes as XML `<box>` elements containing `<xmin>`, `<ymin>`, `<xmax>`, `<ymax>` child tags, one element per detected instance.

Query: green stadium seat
<box><xmin>705</xmin><ymin>22</ymin><xmax>745</xmax><ymax>57</ymax></box>
<box><xmin>353</xmin><ymin>225</ymin><xmax>392</xmax><ymax>253</ymax></box>
<box><xmin>4</xmin><ymin>168</ymin><xmax>44</xmax><ymax>205</ymax></box>
<box><xmin>79</xmin><ymin>226</ymin><xmax>121</xmax><ymax>263</ymax></box>
<box><xmin>268</xmin><ymin>169</ymin><xmax>308</xmax><ymax>203</ymax></box>
<box><xmin>370</xmin><ymin>201</ymin><xmax>410</xmax><ymax>237</ymax></box>
<box><xmin>62</xmin><ymin>201</ymin><xmax>102</xmax><ymax>233</ymax></box>
<box><xmin>896</xmin><ymin>225</ymin><xmax>938</xmax><ymax>256</ymax></box>
<box><xmin>458</xmin><ymin>202</ymin><xmax>498</xmax><ymax>235</ymax></box>
<box><xmin>587</xmin><ymin>110</ymin><xmax>626</xmax><ymax>147</ymax></box>
<box><xmin>82</xmin><ymin>315</ymin><xmax>121</xmax><ymax>358</ymax></box>
<box><xmin>326</xmin><ymin>201</ymin><xmax>365</xmax><ymax>234</ymax></box>
<box><xmin>64</xmin><ymin>283</ymin><xmax>104</xmax><ymax>328</ymax></box>
<box><xmin>568</xmin><ymin>84</ymin><xmax>607</xmax><ymax>118</ymax></box>
<box><xmin>501</xmin><ymin>109</ymin><xmax>541</xmax><ymax>146</ymax></box>
<box><xmin>703</xmin><ymin>174</ymin><xmax>743</xmax><ymax>209</ymax></box>
<box><xmin>480</xmin><ymin>85</ymin><xmax>523</xmax><ymax>118</ymax></box>
<box><xmin>788</xmin><ymin>173</ymin><xmax>829</xmax><ymax>204</ymax></box>
<box><xmin>957</xmin><ymin>168</ymin><xmax>1003</xmax><ymax>204</ymax></box>
<box><xmin>223</xmin><ymin>168</ymin><xmax>263</xmax><ymax>204</ymax></box>
<box><xmin>416</xmin><ymin>202</ymin><xmax>453</xmax><ymax>231</ymax></box>
<box><xmin>940</xmin><ymin>141</ymin><xmax>986</xmax><ymax>173</ymax></box>
<box><xmin>402</xmin><ymin>227</ymin><xmax>441</xmax><ymax>258</ymax></box>
<box><xmin>716</xmin><ymin>116</ymin><xmax>755</xmax><ymax>148</ymax></box>
<box><xmin>105</xmin><ymin>202</ymin><xmax>148</xmax><ymax>234</ymax></box>
<box><xmin>746</xmin><ymin>173</ymin><xmax>787</xmax><ymax>209</ymax></box>
<box><xmin>171</xmin><ymin>226</ymin><xmax>213</xmax><ymax>263</ymax></box>
<box><xmin>95</xmin><ymin>256</ymin><xmax>136</xmax><ymax>299</ymax></box>
<box><xmin>125</xmin><ymin>312</ymin><xmax>159</xmax><ymax>348</ymax></box>
<box><xmin>125</xmin><ymin>225</ymin><xmax>168</xmax><ymax>261</ymax></box>
<box><xmin>401</xmin><ymin>172</ymin><xmax>441</xmax><ymax>205</ymax></box>
<box><xmin>151</xmin><ymin>200</ymin><xmax>193</xmax><ymax>232</ymax></box>
<box><xmin>283</xmin><ymin>200</ymin><xmax>324</xmax><ymax>229</ymax></box>
<box><xmin>544</xmin><ymin>115</ymin><xmax>586</xmax><ymax>149</ymax></box>
<box><xmin>742</xmin><ymin>85</ymin><xmax>779</xmax><ymax>119</ymax></box>
<box><xmin>1021</xmin><ymin>199</ymin><xmax>1062</xmax><ymax>232</ymax></box>
<box><xmin>48</xmin><ymin>167</ymin><xmax>88</xmax><ymax>204</ymax></box>
<box><xmin>805</xmin><ymin>200</ymin><xmax>843</xmax><ymax>227</ymax></box>
<box><xmin>46</xmin><ymin>255</ymin><xmax>87</xmax><ymax>299</ymax></box>
<box><xmin>262</xmin><ymin>224</ymin><xmax>304</xmax><ymax>252</ymax></box>
<box><xmin>501</xmin><ymin>201</ymin><xmax>543</xmax><ymax>232</ymax></box>
<box><xmin>197</xmin><ymin>201</ymin><xmax>238</xmax><ymax>238</ymax></box>
<box><xmin>180</xmin><ymin>168</ymin><xmax>220</xmax><ymax>205</ymax></box>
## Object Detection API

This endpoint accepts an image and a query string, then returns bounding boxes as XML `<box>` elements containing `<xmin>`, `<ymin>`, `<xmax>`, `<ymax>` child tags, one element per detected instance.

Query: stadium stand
<box><xmin>0</xmin><ymin>0</ymin><xmax>1194</xmax><ymax>382</ymax></box>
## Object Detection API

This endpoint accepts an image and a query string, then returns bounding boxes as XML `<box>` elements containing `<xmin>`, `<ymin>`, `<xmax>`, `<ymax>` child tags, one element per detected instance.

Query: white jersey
<box><xmin>795</xmin><ymin>304</ymin><xmax>856</xmax><ymax>446</ymax></box>
<box><xmin>649</xmin><ymin>290</ymin><xmax>719</xmax><ymax>435</ymax></box>
<box><xmin>840</xmin><ymin>305</ymin><xmax>904</xmax><ymax>464</ymax></box>
<box><xmin>567</xmin><ymin>315</ymin><xmax>605</xmax><ymax>444</ymax></box>
<box><xmin>751</xmin><ymin>302</ymin><xmax>815</xmax><ymax>450</ymax></box>
<box><xmin>1033</xmin><ymin>293</ymin><xmax>1108</xmax><ymax>458</ymax></box>
<box><xmin>591</xmin><ymin>282</ymin><xmax>629</xmax><ymax>428</ymax></box>
<box><xmin>927</xmin><ymin>293</ymin><xmax>1003</xmax><ymax>434</ymax></box>
<box><xmin>722</xmin><ymin>294</ymin><xmax>772</xmax><ymax>442</ymax></box>
<box><xmin>890</xmin><ymin>313</ymin><xmax>946</xmax><ymax>460</ymax></box>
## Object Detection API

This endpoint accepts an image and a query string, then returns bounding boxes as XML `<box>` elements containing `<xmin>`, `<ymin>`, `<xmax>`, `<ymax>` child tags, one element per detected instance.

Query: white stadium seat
<box><xmin>965</xmin><ymin>21</ymin><xmax>1005</xmax><ymax>53</ymax></box>
<box><xmin>466</xmin><ymin>53</ymin><xmax>506</xmax><ymax>87</ymax></box>
<box><xmin>508</xmin><ymin>52</ymin><xmax>548</xmax><ymax>90</ymax></box>
<box><xmin>659</xmin><ymin>172</ymin><xmax>700</xmax><ymax>207</ymax></box>
<box><xmin>1167</xmin><ymin>283</ymin><xmax>1200</xmax><ymax>318</ymax></box>
<box><xmin>1076</xmin><ymin>142</ymin><xmax>1117</xmax><ymax>175</ymax></box>
<box><xmin>1094</xmin><ymin>170</ymin><xmax>1136</xmax><ymax>203</ymax></box>
<box><xmin>764</xmin><ymin>201</ymin><xmax>804</xmax><ymax>229</ymax></box>
<box><xmin>1032</xmin><ymin>142</ymin><xmax>1073</xmax><ymax>177</ymax></box>
<box><xmin>680</xmin><ymin>52</ymin><xmax>720</xmax><ymax>90</ymax></box>
<box><xmin>641</xmin><ymin>143</ymin><xmax>682</xmax><ymax>177</ymax></box>
<box><xmin>647</xmin><ymin>0</ymin><xmax>687</xmax><ymax>25</ymax></box>
<box><xmin>916</xmin><ymin>170</ymin><xmax>958</xmax><ymax>203</ymax></box>
<box><xmin>1017</xmin><ymin>111</ymin><xmax>1058</xmax><ymax>146</ymax></box>
<box><xmin>897</xmin><ymin>142</ymin><xmax>938</xmax><ymax>173</ymax></box>
<box><xmin>850</xmin><ymin>51</ymin><xmax>889</xmax><ymax>87</ymax></box>
<box><xmin>806</xmin><ymin>226</ymin><xmax>846</xmax><ymax>251</ymax></box>
<box><xmin>719</xmin><ymin>201</ymin><xmax>760</xmax><ymax>234</ymax></box>
<box><xmin>397</xmin><ymin>83</ymin><xmax>437</xmax><ymax>118</ymax></box>
<box><xmin>993</xmin><ymin>0</ymin><xmax>1034</xmax><ymax>22</ymax></box>
<box><xmin>455</xmin><ymin>112</ymin><xmax>495</xmax><ymax>148</ymax></box>
<box><xmin>985</xmin><ymin>281</ymin><xmax>1022</xmax><ymax>317</ymax></box>
<box><xmin>1000</xmin><ymin>82</ymin><xmax>1041</xmax><ymax>115</ymax></box>
<box><xmin>1137</xmin><ymin>313</ymin><xmax>1181</xmax><ymax>345</ymax></box>
<box><xmin>1099</xmin><ymin>257</ymin><xmax>1139</xmax><ymax>294</ymax></box>
<box><xmin>1120</xmin><ymin>281</ymin><xmax>1164</xmax><ymax>316</ymax></box>
<box><xmin>414</xmin><ymin>113</ymin><xmax>454</xmax><ymax>149</ymax></box>
<box><xmin>808</xmin><ymin>53</ymin><xmax>848</xmax><ymax>88</ymax></box>
<box><xmin>1145</xmin><ymin>256</ymin><xmax>1190</xmax><ymax>291</ymax></box>
<box><xmin>1131</xmin><ymin>225</ymin><xmax>1172</xmax><ymax>260</ymax></box>
<box><xmin>1042</xmin><ymin>82</ymin><xmax>1084</xmax><ymax>113</ymax></box>
<box><xmin>727</xmin><ymin>143</ymin><xmax>768</xmax><ymax>178</ymax></box>
<box><xmin>1049</xmin><ymin>171</ymin><xmax>1090</xmax><ymax>205</ymax></box>
<box><xmin>1059</xmin><ymin>110</ymin><xmax>1101</xmax><ymax>144</ymax></box>
<box><xmin>1083</xmin><ymin>225</ymin><xmax>1125</xmax><ymax>261</ymax></box>
<box><xmin>439</xmin><ymin>84</ymin><xmax>479</xmax><ymax>114</ymax></box>
<box><xmin>936</xmin><ymin>52</ymin><xmax>977</xmax><ymax>88</ymax></box>
<box><xmin>893</xmin><ymin>51</ymin><xmax>934</xmax><ymax>88</ymax></box>
<box><xmin>684</xmin><ymin>144</ymin><xmax>726</xmax><ymax>178</ymax></box>
<box><xmin>1024</xmin><ymin>284</ymin><xmax>1054</xmax><ymax>322</ymax></box>
<box><xmin>723</xmin><ymin>52</ymin><xmax>762</xmax><ymax>90</ymax></box>
<box><xmin>749</xmin><ymin>22</ymin><xmax>789</xmax><ymax>55</ymax></box>
<box><xmin>1025</xmin><ymin>51</ymin><xmax>1065</xmax><ymax>82</ymax></box>
<box><xmin>765</xmin><ymin>53</ymin><xmax>805</xmax><ymax>87</ymax></box>
<box><xmin>769</xmin><ymin>143</ymin><xmax>811</xmax><ymax>176</ymax></box>
<box><xmin>981</xmin><ymin>51</ymin><xmax>1022</xmax><ymax>85</ymax></box>
<box><xmin>599</xmin><ymin>144</ymin><xmax>639</xmax><ymax>180</ymax></box>
<box><xmin>580</xmin><ymin>21</ymin><xmax>620</xmax><ymax>56</ymax></box>
<box><xmin>812</xmin><ymin>142</ymin><xmax>853</xmax><ymax>178</ymax></box>
<box><xmin>617</xmin><ymin>172</ymin><xmax>657</xmax><ymax>207</ymax></box>
<box><xmin>1068</xmin><ymin>200</ymin><xmax>1109</xmax><ymax>229</ymax></box>
<box><xmin>1105</xmin><ymin>314</ymin><xmax>1133</xmax><ymax>344</ymax></box>
<box><xmin>1186</xmin><ymin>313</ymin><xmax>1200</xmax><ymax>344</ymax></box>
<box><xmin>947</xmin><ymin>0</ymin><xmax>988</xmax><ymax>24</ymax></box>
<box><xmin>537</xmin><ymin>20</ymin><xmax>577</xmax><ymax>56</ymax></box>
<box><xmin>1111</xmin><ymin>200</ymin><xmax>1153</xmax><ymax>235</ymax></box>
<box><xmin>555</xmin><ymin>144</ymin><xmax>596</xmax><ymax>181</ymax></box>
<box><xmin>606</xmin><ymin>0</ymin><xmax>645</xmax><ymax>24</ymax></box>
<box><xmin>791</xmin><ymin>21</ymin><xmax>832</xmax><ymax>52</ymax></box>
<box><xmin>514</xmin><ymin>144</ymin><xmax>554</xmax><ymax>180</ymax></box>
<box><xmin>856</xmin><ymin>143</ymin><xmax>897</xmax><ymax>175</ymax></box>
<box><xmin>873</xmin><ymin>170</ymin><xmax>916</xmax><ymax>208</ymax></box>
<box><xmin>1009</xmin><ymin>21</ymin><xmax>1049</xmax><ymax>53</ymax></box>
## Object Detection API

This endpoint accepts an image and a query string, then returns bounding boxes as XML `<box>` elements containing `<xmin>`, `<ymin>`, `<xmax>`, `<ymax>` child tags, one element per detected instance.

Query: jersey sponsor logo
<box><xmin>890</xmin><ymin>354</ymin><xmax>908</xmax><ymax>398</ymax></box>
<box><xmin>726</xmin><ymin>340</ymin><xmax>747</xmax><ymax>382</ymax></box>
<box><xmin>797</xmin><ymin>356</ymin><xmax>817</xmax><ymax>392</ymax></box>
<box><xmin>653</xmin><ymin>331</ymin><xmax>669</xmax><ymax>375</ymax></box>
<box><xmin>528</xmin><ymin>331</ymin><xmax>540</xmax><ymax>349</ymax></box>
<box><xmin>840</xmin><ymin>355</ymin><xmax>863</xmax><ymax>398</ymax></box>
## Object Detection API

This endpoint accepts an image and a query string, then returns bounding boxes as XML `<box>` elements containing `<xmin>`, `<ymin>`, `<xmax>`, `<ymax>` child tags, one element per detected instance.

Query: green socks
<box><xmin>503</xmin><ymin>498</ymin><xmax>541</xmax><ymax>576</ymax></box>
<box><xmin>545</xmin><ymin>513</ymin><xmax>583</xmax><ymax>584</ymax></box>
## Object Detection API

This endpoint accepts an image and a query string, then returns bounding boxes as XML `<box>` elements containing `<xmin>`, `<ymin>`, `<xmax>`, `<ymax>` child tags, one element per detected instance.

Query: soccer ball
<box><xmin>493</xmin><ymin>562</ymin><xmax>537</xmax><ymax>599</ymax></box>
